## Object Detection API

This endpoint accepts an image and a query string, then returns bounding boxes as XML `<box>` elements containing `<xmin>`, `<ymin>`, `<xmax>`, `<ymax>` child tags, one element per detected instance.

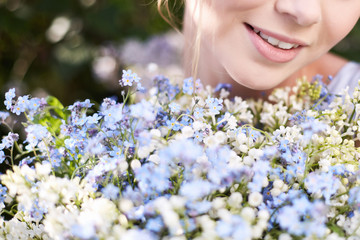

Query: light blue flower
<box><xmin>348</xmin><ymin>187</ymin><xmax>360</xmax><ymax>210</ymax></box>
<box><xmin>248</xmin><ymin>160</ymin><xmax>270</xmax><ymax>192</ymax></box>
<box><xmin>193</xmin><ymin>131</ymin><xmax>203</xmax><ymax>142</ymax></box>
<box><xmin>136</xmin><ymin>162</ymin><xmax>171</xmax><ymax>196</ymax></box>
<box><xmin>0</xmin><ymin>151</ymin><xmax>5</xmax><ymax>164</ymax></box>
<box><xmin>121</xmin><ymin>229</ymin><xmax>156</xmax><ymax>240</ymax></box>
<box><xmin>121</xmin><ymin>69</ymin><xmax>135</xmax><ymax>86</ymax></box>
<box><xmin>180</xmin><ymin>180</ymin><xmax>213</xmax><ymax>201</ymax></box>
<box><xmin>216</xmin><ymin>215</ymin><xmax>251</xmax><ymax>240</ymax></box>
<box><xmin>300</xmin><ymin>118</ymin><xmax>327</xmax><ymax>141</ymax></box>
<box><xmin>207</xmin><ymin>97</ymin><xmax>223</xmax><ymax>115</ymax></box>
<box><xmin>25</xmin><ymin>124</ymin><xmax>50</xmax><ymax>150</ymax></box>
<box><xmin>29</xmin><ymin>200</ymin><xmax>46</xmax><ymax>222</ymax></box>
<box><xmin>4</xmin><ymin>88</ymin><xmax>15</xmax><ymax>110</ymax></box>
<box><xmin>102</xmin><ymin>183</ymin><xmax>119</xmax><ymax>200</ymax></box>
<box><xmin>186</xmin><ymin>200</ymin><xmax>212</xmax><ymax>216</ymax></box>
<box><xmin>0</xmin><ymin>111</ymin><xmax>9</xmax><ymax>121</ymax></box>
<box><xmin>166</xmin><ymin>117</ymin><xmax>180</xmax><ymax>131</ymax></box>
<box><xmin>276</xmin><ymin>196</ymin><xmax>327</xmax><ymax>237</ymax></box>
<box><xmin>130</xmin><ymin>99</ymin><xmax>156</xmax><ymax>122</ymax></box>
<box><xmin>71</xmin><ymin>223</ymin><xmax>96</xmax><ymax>239</ymax></box>
<box><xmin>193</xmin><ymin>107</ymin><xmax>204</xmax><ymax>119</ymax></box>
<box><xmin>243</xmin><ymin>127</ymin><xmax>261</xmax><ymax>142</ymax></box>
<box><xmin>146</xmin><ymin>217</ymin><xmax>164</xmax><ymax>233</ymax></box>
<box><xmin>169</xmin><ymin>102</ymin><xmax>180</xmax><ymax>113</ymax></box>
<box><xmin>183</xmin><ymin>77</ymin><xmax>195</xmax><ymax>95</ymax></box>
<box><xmin>1</xmin><ymin>132</ymin><xmax>18</xmax><ymax>149</ymax></box>
<box><xmin>305</xmin><ymin>172</ymin><xmax>340</xmax><ymax>204</ymax></box>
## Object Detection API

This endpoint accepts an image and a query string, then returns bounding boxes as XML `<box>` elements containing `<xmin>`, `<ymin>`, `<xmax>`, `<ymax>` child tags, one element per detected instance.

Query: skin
<box><xmin>183</xmin><ymin>0</ymin><xmax>360</xmax><ymax>98</ymax></box>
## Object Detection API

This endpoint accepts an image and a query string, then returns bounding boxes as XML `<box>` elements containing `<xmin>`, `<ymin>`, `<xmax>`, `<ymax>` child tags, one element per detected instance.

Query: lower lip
<box><xmin>245</xmin><ymin>24</ymin><xmax>302</xmax><ymax>63</ymax></box>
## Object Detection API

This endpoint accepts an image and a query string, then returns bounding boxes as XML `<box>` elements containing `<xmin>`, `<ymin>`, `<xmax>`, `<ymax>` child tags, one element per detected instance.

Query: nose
<box><xmin>275</xmin><ymin>0</ymin><xmax>321</xmax><ymax>26</ymax></box>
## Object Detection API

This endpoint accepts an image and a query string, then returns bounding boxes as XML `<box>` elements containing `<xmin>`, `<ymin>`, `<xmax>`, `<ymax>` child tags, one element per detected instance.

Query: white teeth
<box><xmin>278</xmin><ymin>41</ymin><xmax>294</xmax><ymax>49</ymax></box>
<box><xmin>259</xmin><ymin>32</ymin><xmax>269</xmax><ymax>40</ymax></box>
<box><xmin>255</xmin><ymin>29</ymin><xmax>299</xmax><ymax>50</ymax></box>
<box><xmin>267</xmin><ymin>37</ymin><xmax>279</xmax><ymax>46</ymax></box>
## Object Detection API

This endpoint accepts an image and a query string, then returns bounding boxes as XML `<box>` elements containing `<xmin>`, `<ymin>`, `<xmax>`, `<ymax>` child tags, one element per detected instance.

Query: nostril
<box><xmin>275</xmin><ymin>0</ymin><xmax>321</xmax><ymax>27</ymax></box>
<box><xmin>296</xmin><ymin>11</ymin><xmax>321</xmax><ymax>26</ymax></box>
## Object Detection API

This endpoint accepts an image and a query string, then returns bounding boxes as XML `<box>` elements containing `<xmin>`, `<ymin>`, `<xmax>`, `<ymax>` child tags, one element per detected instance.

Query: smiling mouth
<box><xmin>245</xmin><ymin>23</ymin><xmax>304</xmax><ymax>63</ymax></box>
<box><xmin>246</xmin><ymin>24</ymin><xmax>301</xmax><ymax>50</ymax></box>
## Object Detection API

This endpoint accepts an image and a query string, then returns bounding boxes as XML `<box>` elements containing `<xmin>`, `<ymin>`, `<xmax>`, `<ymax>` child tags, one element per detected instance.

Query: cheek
<box><xmin>327</xmin><ymin>23</ymin><xmax>357</xmax><ymax>46</ymax></box>
<box><xmin>322</xmin><ymin>10</ymin><xmax>360</xmax><ymax>48</ymax></box>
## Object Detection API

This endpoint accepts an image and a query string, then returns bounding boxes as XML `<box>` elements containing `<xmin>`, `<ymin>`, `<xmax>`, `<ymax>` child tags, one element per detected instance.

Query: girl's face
<box><xmin>187</xmin><ymin>0</ymin><xmax>360</xmax><ymax>90</ymax></box>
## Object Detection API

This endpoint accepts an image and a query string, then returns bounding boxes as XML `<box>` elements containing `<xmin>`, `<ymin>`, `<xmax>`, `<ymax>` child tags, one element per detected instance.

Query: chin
<box><xmin>224</xmin><ymin>64</ymin><xmax>289</xmax><ymax>90</ymax></box>
<box><xmin>233</xmin><ymin>76</ymin><xmax>283</xmax><ymax>91</ymax></box>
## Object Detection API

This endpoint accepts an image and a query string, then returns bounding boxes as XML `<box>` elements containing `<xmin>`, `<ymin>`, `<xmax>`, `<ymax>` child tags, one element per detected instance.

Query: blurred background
<box><xmin>0</xmin><ymin>0</ymin><xmax>359</xmax><ymax>106</ymax></box>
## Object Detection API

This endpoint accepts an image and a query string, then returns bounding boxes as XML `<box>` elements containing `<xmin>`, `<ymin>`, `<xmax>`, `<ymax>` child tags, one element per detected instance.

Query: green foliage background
<box><xmin>0</xmin><ymin>0</ymin><xmax>359</xmax><ymax>105</ymax></box>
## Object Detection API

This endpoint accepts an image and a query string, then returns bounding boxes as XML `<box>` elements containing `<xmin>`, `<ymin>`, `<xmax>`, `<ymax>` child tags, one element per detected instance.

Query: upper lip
<box><xmin>247</xmin><ymin>23</ymin><xmax>309</xmax><ymax>47</ymax></box>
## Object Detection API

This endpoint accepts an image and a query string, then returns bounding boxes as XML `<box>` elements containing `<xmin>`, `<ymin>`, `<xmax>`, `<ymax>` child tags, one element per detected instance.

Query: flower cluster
<box><xmin>0</xmin><ymin>71</ymin><xmax>360</xmax><ymax>240</ymax></box>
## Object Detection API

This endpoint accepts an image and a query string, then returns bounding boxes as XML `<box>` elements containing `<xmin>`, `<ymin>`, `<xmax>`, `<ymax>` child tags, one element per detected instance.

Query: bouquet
<box><xmin>0</xmin><ymin>70</ymin><xmax>360</xmax><ymax>240</ymax></box>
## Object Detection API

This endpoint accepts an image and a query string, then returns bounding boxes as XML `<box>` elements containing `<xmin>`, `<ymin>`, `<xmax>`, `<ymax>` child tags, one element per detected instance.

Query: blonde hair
<box><xmin>157</xmin><ymin>0</ymin><xmax>202</xmax><ymax>80</ymax></box>
<box><xmin>156</xmin><ymin>0</ymin><xmax>183</xmax><ymax>33</ymax></box>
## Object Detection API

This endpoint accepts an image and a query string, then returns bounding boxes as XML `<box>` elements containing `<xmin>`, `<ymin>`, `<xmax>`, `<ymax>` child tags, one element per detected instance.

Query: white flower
<box><xmin>239</xmin><ymin>144</ymin><xmax>249</xmax><ymax>154</ymax></box>
<box><xmin>243</xmin><ymin>148</ymin><xmax>263</xmax><ymax>166</ymax></box>
<box><xmin>226</xmin><ymin>129</ymin><xmax>237</xmax><ymax>139</ymax></box>
<box><xmin>203</xmin><ymin>135</ymin><xmax>220</xmax><ymax>148</ymax></box>
<box><xmin>252</xmin><ymin>223</ymin><xmax>265</xmax><ymax>238</ymax></box>
<box><xmin>319</xmin><ymin>157</ymin><xmax>332</xmax><ymax>172</ymax></box>
<box><xmin>225</xmin><ymin>115</ymin><xmax>237</xmax><ymax>130</ymax></box>
<box><xmin>192</xmin><ymin>120</ymin><xmax>206</xmax><ymax>131</ymax></box>
<box><xmin>227</xmin><ymin>192</ymin><xmax>243</xmax><ymax>208</ymax></box>
<box><xmin>77</xmin><ymin>198</ymin><xmax>118</xmax><ymax>234</ymax></box>
<box><xmin>214</xmin><ymin>131</ymin><xmax>227</xmax><ymax>145</ymax></box>
<box><xmin>118</xmin><ymin>161</ymin><xmax>129</xmax><ymax>173</ymax></box>
<box><xmin>180</xmin><ymin>125</ymin><xmax>194</xmax><ymax>138</ymax></box>
<box><xmin>197</xmin><ymin>215</ymin><xmax>217</xmax><ymax>233</ymax></box>
<box><xmin>228</xmin><ymin>151</ymin><xmax>243</xmax><ymax>168</ymax></box>
<box><xmin>241</xmin><ymin>207</ymin><xmax>255</xmax><ymax>223</ymax></box>
<box><xmin>325</xmin><ymin>233</ymin><xmax>346</xmax><ymax>240</ymax></box>
<box><xmin>217</xmin><ymin>208</ymin><xmax>231</xmax><ymax>222</ymax></box>
<box><xmin>270</xmin><ymin>188</ymin><xmax>281</xmax><ymax>197</ymax></box>
<box><xmin>258</xmin><ymin>209</ymin><xmax>270</xmax><ymax>221</ymax></box>
<box><xmin>43</xmin><ymin>206</ymin><xmax>78</xmax><ymax>240</ymax></box>
<box><xmin>150</xmin><ymin>129</ymin><xmax>161</xmax><ymax>138</ymax></box>
<box><xmin>35</xmin><ymin>163</ymin><xmax>52</xmax><ymax>176</ymax></box>
<box><xmin>119</xmin><ymin>199</ymin><xmax>134</xmax><ymax>213</ymax></box>
<box><xmin>248</xmin><ymin>192</ymin><xmax>263</xmax><ymax>207</ymax></box>
<box><xmin>119</xmin><ymin>214</ymin><xmax>128</xmax><ymax>227</ymax></box>
<box><xmin>137</xmin><ymin>145</ymin><xmax>153</xmax><ymax>159</ymax></box>
<box><xmin>196</xmin><ymin>154</ymin><xmax>209</xmax><ymax>164</ymax></box>
<box><xmin>169</xmin><ymin>196</ymin><xmax>186</xmax><ymax>210</ymax></box>
<box><xmin>262</xmin><ymin>177</ymin><xmax>269</xmax><ymax>188</ymax></box>
<box><xmin>279</xmin><ymin>233</ymin><xmax>292</xmax><ymax>240</ymax></box>
<box><xmin>236</xmin><ymin>132</ymin><xmax>247</xmax><ymax>144</ymax></box>
<box><xmin>273</xmin><ymin>179</ymin><xmax>284</xmax><ymax>189</ymax></box>
<box><xmin>130</xmin><ymin>159</ymin><xmax>141</xmax><ymax>170</ymax></box>
<box><xmin>154</xmin><ymin>197</ymin><xmax>183</xmax><ymax>236</ymax></box>
<box><xmin>212</xmin><ymin>197</ymin><xmax>226</xmax><ymax>210</ymax></box>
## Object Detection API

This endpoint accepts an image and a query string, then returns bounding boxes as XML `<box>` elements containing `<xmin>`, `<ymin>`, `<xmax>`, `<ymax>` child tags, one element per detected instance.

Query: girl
<box><xmin>158</xmin><ymin>0</ymin><xmax>360</xmax><ymax>98</ymax></box>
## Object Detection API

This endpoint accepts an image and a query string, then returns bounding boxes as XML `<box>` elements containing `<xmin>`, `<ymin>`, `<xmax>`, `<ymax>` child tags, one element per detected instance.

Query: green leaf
<box><xmin>46</xmin><ymin>96</ymin><xmax>68</xmax><ymax>120</ymax></box>
<box><xmin>327</xmin><ymin>222</ymin><xmax>346</xmax><ymax>237</ymax></box>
